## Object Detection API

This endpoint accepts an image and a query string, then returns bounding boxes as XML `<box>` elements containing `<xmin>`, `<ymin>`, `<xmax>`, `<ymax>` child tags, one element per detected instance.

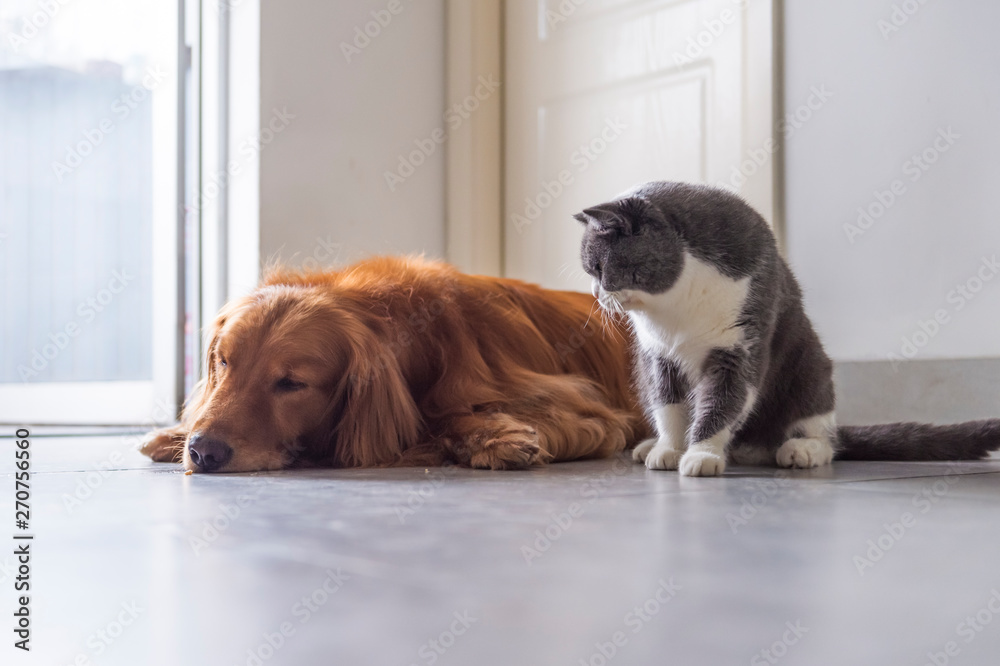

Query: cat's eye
<box><xmin>274</xmin><ymin>376</ymin><xmax>307</xmax><ymax>393</ymax></box>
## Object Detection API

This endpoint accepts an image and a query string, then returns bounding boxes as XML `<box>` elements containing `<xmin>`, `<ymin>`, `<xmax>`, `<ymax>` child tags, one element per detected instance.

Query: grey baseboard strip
<box><xmin>834</xmin><ymin>358</ymin><xmax>1000</xmax><ymax>426</ymax></box>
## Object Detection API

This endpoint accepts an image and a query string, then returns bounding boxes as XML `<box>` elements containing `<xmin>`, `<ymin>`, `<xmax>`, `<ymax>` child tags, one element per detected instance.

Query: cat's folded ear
<box><xmin>573</xmin><ymin>202</ymin><xmax>636</xmax><ymax>234</ymax></box>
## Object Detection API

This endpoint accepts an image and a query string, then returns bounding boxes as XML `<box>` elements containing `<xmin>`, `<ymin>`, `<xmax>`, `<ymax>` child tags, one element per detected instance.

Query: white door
<box><xmin>504</xmin><ymin>0</ymin><xmax>775</xmax><ymax>290</ymax></box>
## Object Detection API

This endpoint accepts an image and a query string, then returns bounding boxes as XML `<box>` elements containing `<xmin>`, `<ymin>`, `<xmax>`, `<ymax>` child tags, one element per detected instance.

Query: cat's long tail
<box><xmin>835</xmin><ymin>420</ymin><xmax>1000</xmax><ymax>461</ymax></box>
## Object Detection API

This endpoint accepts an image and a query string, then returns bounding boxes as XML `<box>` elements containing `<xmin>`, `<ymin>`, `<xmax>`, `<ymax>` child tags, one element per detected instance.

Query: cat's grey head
<box><xmin>575</xmin><ymin>194</ymin><xmax>684</xmax><ymax>308</ymax></box>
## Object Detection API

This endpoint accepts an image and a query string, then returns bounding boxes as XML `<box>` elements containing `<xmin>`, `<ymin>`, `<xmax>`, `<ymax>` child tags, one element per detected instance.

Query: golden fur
<box><xmin>140</xmin><ymin>256</ymin><xmax>648</xmax><ymax>472</ymax></box>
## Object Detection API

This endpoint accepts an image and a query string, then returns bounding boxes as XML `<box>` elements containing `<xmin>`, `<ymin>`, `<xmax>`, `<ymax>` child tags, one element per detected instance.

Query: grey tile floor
<box><xmin>3</xmin><ymin>432</ymin><xmax>1000</xmax><ymax>666</ymax></box>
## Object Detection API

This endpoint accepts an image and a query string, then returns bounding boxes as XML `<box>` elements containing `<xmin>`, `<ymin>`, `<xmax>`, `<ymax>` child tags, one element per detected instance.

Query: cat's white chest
<box><xmin>626</xmin><ymin>253</ymin><xmax>751</xmax><ymax>376</ymax></box>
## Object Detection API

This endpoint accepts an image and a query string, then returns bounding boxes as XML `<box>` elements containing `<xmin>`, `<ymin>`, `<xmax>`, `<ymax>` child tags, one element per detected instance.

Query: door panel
<box><xmin>505</xmin><ymin>0</ymin><xmax>774</xmax><ymax>290</ymax></box>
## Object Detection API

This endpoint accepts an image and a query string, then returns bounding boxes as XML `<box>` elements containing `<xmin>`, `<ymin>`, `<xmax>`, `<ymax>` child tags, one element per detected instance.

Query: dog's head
<box><xmin>183</xmin><ymin>284</ymin><xmax>420</xmax><ymax>473</ymax></box>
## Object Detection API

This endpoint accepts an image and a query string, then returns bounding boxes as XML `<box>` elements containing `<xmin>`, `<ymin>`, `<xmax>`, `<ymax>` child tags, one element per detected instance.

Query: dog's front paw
<box><xmin>679</xmin><ymin>450</ymin><xmax>726</xmax><ymax>477</ymax></box>
<box><xmin>469</xmin><ymin>427</ymin><xmax>542</xmax><ymax>470</ymax></box>
<box><xmin>139</xmin><ymin>429</ymin><xmax>186</xmax><ymax>463</ymax></box>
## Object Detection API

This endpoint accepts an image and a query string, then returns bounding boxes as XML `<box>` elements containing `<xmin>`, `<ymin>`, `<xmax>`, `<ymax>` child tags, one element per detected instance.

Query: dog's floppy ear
<box><xmin>201</xmin><ymin>317</ymin><xmax>225</xmax><ymax>391</ymax></box>
<box><xmin>332</xmin><ymin>340</ymin><xmax>421</xmax><ymax>467</ymax></box>
<box><xmin>178</xmin><ymin>306</ymin><xmax>232</xmax><ymax>427</ymax></box>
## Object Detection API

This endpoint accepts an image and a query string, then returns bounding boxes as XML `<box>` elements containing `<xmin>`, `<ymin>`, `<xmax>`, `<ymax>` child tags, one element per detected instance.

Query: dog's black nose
<box><xmin>187</xmin><ymin>435</ymin><xmax>232</xmax><ymax>472</ymax></box>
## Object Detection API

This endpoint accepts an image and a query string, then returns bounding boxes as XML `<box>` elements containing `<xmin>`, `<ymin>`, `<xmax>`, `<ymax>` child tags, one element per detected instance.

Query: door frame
<box><xmin>444</xmin><ymin>0</ymin><xmax>504</xmax><ymax>277</ymax></box>
<box><xmin>444</xmin><ymin>0</ymin><xmax>784</xmax><ymax>275</ymax></box>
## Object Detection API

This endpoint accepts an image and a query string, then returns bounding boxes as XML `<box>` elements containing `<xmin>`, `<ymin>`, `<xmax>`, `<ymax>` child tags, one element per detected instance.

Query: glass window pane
<box><xmin>0</xmin><ymin>0</ymin><xmax>176</xmax><ymax>384</ymax></box>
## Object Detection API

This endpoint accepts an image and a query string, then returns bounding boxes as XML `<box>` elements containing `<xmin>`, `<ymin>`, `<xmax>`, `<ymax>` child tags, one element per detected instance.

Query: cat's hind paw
<box><xmin>776</xmin><ymin>437</ymin><xmax>833</xmax><ymax>469</ymax></box>
<box><xmin>679</xmin><ymin>450</ymin><xmax>726</xmax><ymax>477</ymax></box>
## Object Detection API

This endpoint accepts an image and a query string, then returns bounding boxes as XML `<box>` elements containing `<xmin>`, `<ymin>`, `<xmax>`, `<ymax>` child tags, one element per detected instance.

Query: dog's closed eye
<box><xmin>274</xmin><ymin>377</ymin><xmax>307</xmax><ymax>393</ymax></box>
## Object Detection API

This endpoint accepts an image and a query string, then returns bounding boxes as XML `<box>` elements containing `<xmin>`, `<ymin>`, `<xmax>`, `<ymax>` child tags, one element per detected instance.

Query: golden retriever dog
<box><xmin>140</xmin><ymin>256</ymin><xmax>648</xmax><ymax>473</ymax></box>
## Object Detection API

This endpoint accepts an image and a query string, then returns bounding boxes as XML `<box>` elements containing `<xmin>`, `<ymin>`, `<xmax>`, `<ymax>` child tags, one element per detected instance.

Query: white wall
<box><xmin>784</xmin><ymin>0</ymin><xmax>1000</xmax><ymax>363</ymax></box>
<box><xmin>256</xmin><ymin>0</ymin><xmax>445</xmax><ymax>272</ymax></box>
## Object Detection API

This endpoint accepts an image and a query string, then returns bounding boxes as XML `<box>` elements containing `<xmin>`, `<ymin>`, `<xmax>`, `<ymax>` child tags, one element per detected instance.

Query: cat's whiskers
<box><xmin>607</xmin><ymin>294</ymin><xmax>627</xmax><ymax>316</ymax></box>
<box><xmin>583</xmin><ymin>299</ymin><xmax>602</xmax><ymax>332</ymax></box>
<box><xmin>599</xmin><ymin>308</ymin><xmax>624</xmax><ymax>344</ymax></box>
<box><xmin>585</xmin><ymin>292</ymin><xmax>621</xmax><ymax>341</ymax></box>
<box><xmin>595</xmin><ymin>295</ymin><xmax>633</xmax><ymax>345</ymax></box>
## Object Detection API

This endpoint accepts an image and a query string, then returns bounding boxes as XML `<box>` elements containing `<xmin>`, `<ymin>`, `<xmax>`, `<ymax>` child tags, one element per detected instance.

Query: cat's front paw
<box><xmin>776</xmin><ymin>437</ymin><xmax>833</xmax><ymax>468</ymax></box>
<box><xmin>679</xmin><ymin>450</ymin><xmax>726</xmax><ymax>477</ymax></box>
<box><xmin>632</xmin><ymin>439</ymin><xmax>657</xmax><ymax>463</ymax></box>
<box><xmin>645</xmin><ymin>445</ymin><xmax>683</xmax><ymax>470</ymax></box>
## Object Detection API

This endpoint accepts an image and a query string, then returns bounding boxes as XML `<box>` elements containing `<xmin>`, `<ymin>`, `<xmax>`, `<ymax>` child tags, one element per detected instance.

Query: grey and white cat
<box><xmin>576</xmin><ymin>181</ymin><xmax>1000</xmax><ymax>477</ymax></box>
